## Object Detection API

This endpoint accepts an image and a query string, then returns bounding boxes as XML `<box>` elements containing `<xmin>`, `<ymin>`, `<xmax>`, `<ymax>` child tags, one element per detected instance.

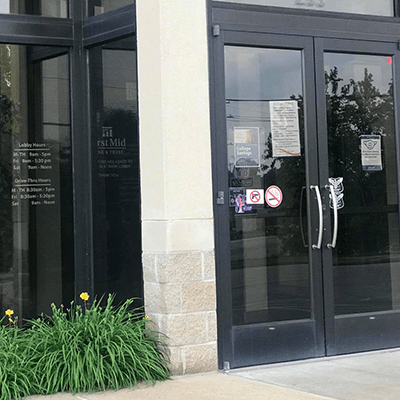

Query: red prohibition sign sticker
<box><xmin>246</xmin><ymin>189</ymin><xmax>264</xmax><ymax>205</ymax></box>
<box><xmin>266</xmin><ymin>185</ymin><xmax>283</xmax><ymax>208</ymax></box>
<box><xmin>250</xmin><ymin>190</ymin><xmax>261</xmax><ymax>203</ymax></box>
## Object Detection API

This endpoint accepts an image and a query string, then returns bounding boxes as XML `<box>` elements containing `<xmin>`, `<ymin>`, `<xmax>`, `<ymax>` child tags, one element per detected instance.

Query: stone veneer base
<box><xmin>143</xmin><ymin>250</ymin><xmax>218</xmax><ymax>375</ymax></box>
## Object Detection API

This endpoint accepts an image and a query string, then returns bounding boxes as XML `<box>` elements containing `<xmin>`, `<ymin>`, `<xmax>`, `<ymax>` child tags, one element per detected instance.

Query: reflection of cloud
<box><xmin>218</xmin><ymin>0</ymin><xmax>391</xmax><ymax>16</ymax></box>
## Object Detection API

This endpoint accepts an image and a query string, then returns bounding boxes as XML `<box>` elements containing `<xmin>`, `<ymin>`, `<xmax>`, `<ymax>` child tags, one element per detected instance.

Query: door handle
<box><xmin>310</xmin><ymin>185</ymin><xmax>323</xmax><ymax>250</ymax></box>
<box><xmin>326</xmin><ymin>184</ymin><xmax>338</xmax><ymax>249</ymax></box>
<box><xmin>300</xmin><ymin>186</ymin><xmax>308</xmax><ymax>248</ymax></box>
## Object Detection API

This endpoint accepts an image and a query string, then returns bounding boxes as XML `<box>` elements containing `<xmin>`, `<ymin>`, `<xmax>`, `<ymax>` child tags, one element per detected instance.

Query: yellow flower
<box><xmin>145</xmin><ymin>315</ymin><xmax>149</xmax><ymax>320</ymax></box>
<box><xmin>8</xmin><ymin>318</ymin><xmax>13</xmax><ymax>323</ymax></box>
<box><xmin>80</xmin><ymin>292</ymin><xmax>89</xmax><ymax>301</ymax></box>
<box><xmin>5</xmin><ymin>309</ymin><xmax>14</xmax><ymax>316</ymax></box>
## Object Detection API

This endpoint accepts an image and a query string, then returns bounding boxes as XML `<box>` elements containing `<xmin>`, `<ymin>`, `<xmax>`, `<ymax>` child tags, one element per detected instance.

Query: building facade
<box><xmin>1</xmin><ymin>0</ymin><xmax>400</xmax><ymax>375</ymax></box>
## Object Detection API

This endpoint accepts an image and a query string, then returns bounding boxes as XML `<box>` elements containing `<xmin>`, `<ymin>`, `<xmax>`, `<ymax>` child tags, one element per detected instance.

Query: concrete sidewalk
<box><xmin>26</xmin><ymin>348</ymin><xmax>400</xmax><ymax>400</ymax></box>
<box><xmin>231</xmin><ymin>348</ymin><xmax>400</xmax><ymax>400</ymax></box>
<box><xmin>27</xmin><ymin>372</ymin><xmax>330</xmax><ymax>400</ymax></box>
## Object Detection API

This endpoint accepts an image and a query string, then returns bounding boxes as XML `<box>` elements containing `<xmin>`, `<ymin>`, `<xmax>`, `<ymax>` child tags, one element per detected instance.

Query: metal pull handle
<box><xmin>326</xmin><ymin>184</ymin><xmax>338</xmax><ymax>249</ymax></box>
<box><xmin>310</xmin><ymin>185</ymin><xmax>323</xmax><ymax>250</ymax></box>
<box><xmin>299</xmin><ymin>186</ymin><xmax>308</xmax><ymax>248</ymax></box>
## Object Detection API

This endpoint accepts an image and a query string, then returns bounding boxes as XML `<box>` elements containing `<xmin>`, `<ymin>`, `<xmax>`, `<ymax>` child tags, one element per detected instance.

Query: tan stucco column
<box><xmin>136</xmin><ymin>0</ymin><xmax>217</xmax><ymax>374</ymax></box>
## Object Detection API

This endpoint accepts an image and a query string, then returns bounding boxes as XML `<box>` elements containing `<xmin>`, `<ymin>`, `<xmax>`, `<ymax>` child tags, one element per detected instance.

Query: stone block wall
<box><xmin>144</xmin><ymin>251</ymin><xmax>217</xmax><ymax>374</ymax></box>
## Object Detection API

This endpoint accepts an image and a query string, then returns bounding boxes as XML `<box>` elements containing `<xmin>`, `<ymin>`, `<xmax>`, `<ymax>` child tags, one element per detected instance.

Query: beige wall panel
<box><xmin>137</xmin><ymin>0</ymin><xmax>167</xmax><ymax>221</ymax></box>
<box><xmin>137</xmin><ymin>0</ymin><xmax>218</xmax><ymax>374</ymax></box>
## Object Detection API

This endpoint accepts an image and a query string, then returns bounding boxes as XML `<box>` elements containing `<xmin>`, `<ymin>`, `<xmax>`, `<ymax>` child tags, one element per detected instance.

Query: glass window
<box><xmin>0</xmin><ymin>44</ymin><xmax>73</xmax><ymax>320</ymax></box>
<box><xmin>214</xmin><ymin>0</ymin><xmax>394</xmax><ymax>17</ymax></box>
<box><xmin>90</xmin><ymin>36</ymin><xmax>142</xmax><ymax>305</ymax></box>
<box><xmin>325</xmin><ymin>52</ymin><xmax>400</xmax><ymax>315</ymax></box>
<box><xmin>225</xmin><ymin>46</ymin><xmax>311</xmax><ymax>326</ymax></box>
<box><xmin>0</xmin><ymin>0</ymin><xmax>68</xmax><ymax>18</ymax></box>
<box><xmin>88</xmin><ymin>0</ymin><xmax>133</xmax><ymax>16</ymax></box>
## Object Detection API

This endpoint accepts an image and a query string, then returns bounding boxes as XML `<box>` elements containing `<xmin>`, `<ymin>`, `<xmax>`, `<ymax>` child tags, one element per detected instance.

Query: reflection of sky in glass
<box><xmin>324</xmin><ymin>53</ymin><xmax>393</xmax><ymax>94</ymax></box>
<box><xmin>103</xmin><ymin>50</ymin><xmax>137</xmax><ymax>111</ymax></box>
<box><xmin>215</xmin><ymin>0</ymin><xmax>393</xmax><ymax>17</ymax></box>
<box><xmin>224</xmin><ymin>46</ymin><xmax>303</xmax><ymax>174</ymax></box>
<box><xmin>225</xmin><ymin>47</ymin><xmax>302</xmax><ymax>101</ymax></box>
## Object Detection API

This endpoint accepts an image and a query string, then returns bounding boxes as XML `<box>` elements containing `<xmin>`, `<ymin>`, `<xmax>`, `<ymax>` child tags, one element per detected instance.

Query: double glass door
<box><xmin>215</xmin><ymin>33</ymin><xmax>400</xmax><ymax>368</ymax></box>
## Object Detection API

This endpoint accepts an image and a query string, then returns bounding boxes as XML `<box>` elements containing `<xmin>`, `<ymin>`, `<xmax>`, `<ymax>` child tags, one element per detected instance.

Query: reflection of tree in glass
<box><xmin>260</xmin><ymin>95</ymin><xmax>307</xmax><ymax>258</ymax></box>
<box><xmin>99</xmin><ymin>106</ymin><xmax>141</xmax><ymax>304</ymax></box>
<box><xmin>0</xmin><ymin>45</ymin><xmax>12</xmax><ymax>96</ymax></box>
<box><xmin>325</xmin><ymin>66</ymin><xmax>394</xmax><ymax>257</ymax></box>
<box><xmin>103</xmin><ymin>107</ymin><xmax>137</xmax><ymax>135</ymax></box>
<box><xmin>0</xmin><ymin>44</ymin><xmax>14</xmax><ymax>274</ymax></box>
<box><xmin>326</xmin><ymin>66</ymin><xmax>393</xmax><ymax>186</ymax></box>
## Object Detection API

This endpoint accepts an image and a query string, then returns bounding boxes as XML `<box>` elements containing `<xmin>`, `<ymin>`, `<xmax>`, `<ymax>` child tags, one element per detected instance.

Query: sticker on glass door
<box><xmin>328</xmin><ymin>177</ymin><xmax>344</xmax><ymax>209</ymax></box>
<box><xmin>234</xmin><ymin>127</ymin><xmax>260</xmax><ymax>167</ymax></box>
<box><xmin>246</xmin><ymin>189</ymin><xmax>264</xmax><ymax>204</ymax></box>
<box><xmin>360</xmin><ymin>135</ymin><xmax>382</xmax><ymax>171</ymax></box>
<box><xmin>265</xmin><ymin>185</ymin><xmax>283</xmax><ymax>208</ymax></box>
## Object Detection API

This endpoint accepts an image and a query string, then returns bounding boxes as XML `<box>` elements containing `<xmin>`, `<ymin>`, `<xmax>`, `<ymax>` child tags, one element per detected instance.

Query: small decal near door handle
<box><xmin>326</xmin><ymin>185</ymin><xmax>338</xmax><ymax>249</ymax></box>
<box><xmin>310</xmin><ymin>185</ymin><xmax>323</xmax><ymax>250</ymax></box>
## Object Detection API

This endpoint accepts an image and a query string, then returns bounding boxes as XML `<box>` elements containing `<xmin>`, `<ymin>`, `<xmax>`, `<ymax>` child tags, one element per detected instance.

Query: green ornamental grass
<box><xmin>0</xmin><ymin>317</ymin><xmax>38</xmax><ymax>400</ymax></box>
<box><xmin>0</xmin><ymin>294</ymin><xmax>170</xmax><ymax>400</ymax></box>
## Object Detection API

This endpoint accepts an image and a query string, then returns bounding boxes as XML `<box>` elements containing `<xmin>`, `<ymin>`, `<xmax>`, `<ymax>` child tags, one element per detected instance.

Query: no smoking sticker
<box><xmin>266</xmin><ymin>186</ymin><xmax>283</xmax><ymax>208</ymax></box>
<box><xmin>246</xmin><ymin>189</ymin><xmax>264</xmax><ymax>205</ymax></box>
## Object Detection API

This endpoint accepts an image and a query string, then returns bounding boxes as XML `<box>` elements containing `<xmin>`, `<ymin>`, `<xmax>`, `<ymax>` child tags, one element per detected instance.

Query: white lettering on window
<box><xmin>295</xmin><ymin>0</ymin><xmax>325</xmax><ymax>7</ymax></box>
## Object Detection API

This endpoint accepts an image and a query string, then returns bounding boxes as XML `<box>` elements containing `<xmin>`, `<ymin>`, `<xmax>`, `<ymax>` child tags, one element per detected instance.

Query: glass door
<box><xmin>225</xmin><ymin>46</ymin><xmax>310</xmax><ymax>326</ymax></box>
<box><xmin>214</xmin><ymin>33</ymin><xmax>400</xmax><ymax>368</ymax></box>
<box><xmin>214</xmin><ymin>32</ymin><xmax>324</xmax><ymax>368</ymax></box>
<box><xmin>315</xmin><ymin>38</ymin><xmax>400</xmax><ymax>355</ymax></box>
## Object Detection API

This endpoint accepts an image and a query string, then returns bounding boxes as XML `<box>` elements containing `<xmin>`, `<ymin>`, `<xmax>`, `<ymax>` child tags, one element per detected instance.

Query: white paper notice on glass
<box><xmin>270</xmin><ymin>100</ymin><xmax>301</xmax><ymax>157</ymax></box>
<box><xmin>361</xmin><ymin>135</ymin><xmax>382</xmax><ymax>172</ymax></box>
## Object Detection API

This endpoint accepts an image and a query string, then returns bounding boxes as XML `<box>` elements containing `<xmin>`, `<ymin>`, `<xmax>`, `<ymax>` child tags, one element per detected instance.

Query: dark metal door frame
<box><xmin>211</xmin><ymin>30</ymin><xmax>324</xmax><ymax>369</ymax></box>
<box><xmin>315</xmin><ymin>37</ymin><xmax>400</xmax><ymax>355</ymax></box>
<box><xmin>210</xmin><ymin>4</ymin><xmax>400</xmax><ymax>369</ymax></box>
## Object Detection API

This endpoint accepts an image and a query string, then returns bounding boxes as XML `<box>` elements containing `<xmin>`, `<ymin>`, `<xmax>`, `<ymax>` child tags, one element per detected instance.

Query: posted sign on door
<box><xmin>361</xmin><ymin>135</ymin><xmax>382</xmax><ymax>171</ymax></box>
<box><xmin>270</xmin><ymin>101</ymin><xmax>301</xmax><ymax>157</ymax></box>
<box><xmin>234</xmin><ymin>127</ymin><xmax>260</xmax><ymax>167</ymax></box>
<box><xmin>246</xmin><ymin>189</ymin><xmax>264</xmax><ymax>204</ymax></box>
<box><xmin>265</xmin><ymin>185</ymin><xmax>283</xmax><ymax>208</ymax></box>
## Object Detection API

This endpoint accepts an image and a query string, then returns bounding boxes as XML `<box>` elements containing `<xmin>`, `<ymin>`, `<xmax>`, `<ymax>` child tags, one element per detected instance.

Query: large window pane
<box><xmin>325</xmin><ymin>52</ymin><xmax>400</xmax><ymax>315</ymax></box>
<box><xmin>90</xmin><ymin>37</ymin><xmax>142</xmax><ymax>305</ymax></box>
<box><xmin>0</xmin><ymin>45</ymin><xmax>73</xmax><ymax>320</ymax></box>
